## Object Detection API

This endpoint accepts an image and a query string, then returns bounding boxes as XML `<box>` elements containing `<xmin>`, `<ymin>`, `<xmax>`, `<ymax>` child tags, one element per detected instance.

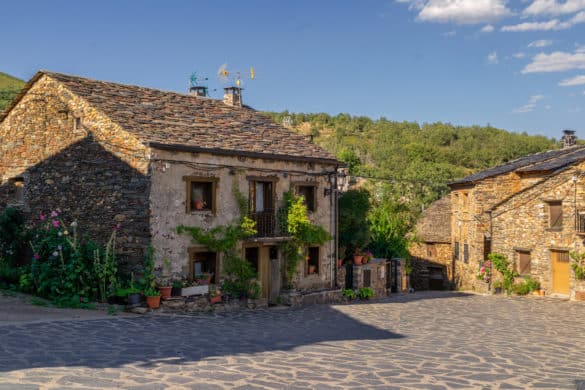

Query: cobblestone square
<box><xmin>1</xmin><ymin>291</ymin><xmax>585</xmax><ymax>389</ymax></box>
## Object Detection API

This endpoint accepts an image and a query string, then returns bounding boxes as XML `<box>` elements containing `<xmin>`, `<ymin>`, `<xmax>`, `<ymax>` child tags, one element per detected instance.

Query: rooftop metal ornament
<box><xmin>189</xmin><ymin>72</ymin><xmax>208</xmax><ymax>88</ymax></box>
<box><xmin>216</xmin><ymin>63</ymin><xmax>255</xmax><ymax>88</ymax></box>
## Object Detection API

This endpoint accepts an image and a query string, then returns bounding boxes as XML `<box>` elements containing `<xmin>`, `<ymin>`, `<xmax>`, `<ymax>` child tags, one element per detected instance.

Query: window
<box><xmin>185</xmin><ymin>177</ymin><xmax>217</xmax><ymax>213</ymax></box>
<box><xmin>188</xmin><ymin>250</ymin><xmax>217</xmax><ymax>284</ymax></box>
<box><xmin>548</xmin><ymin>201</ymin><xmax>562</xmax><ymax>229</ymax></box>
<box><xmin>307</xmin><ymin>246</ymin><xmax>320</xmax><ymax>275</ymax></box>
<box><xmin>516</xmin><ymin>250</ymin><xmax>531</xmax><ymax>275</ymax></box>
<box><xmin>296</xmin><ymin>184</ymin><xmax>316</xmax><ymax>212</ymax></box>
<box><xmin>249</xmin><ymin>178</ymin><xmax>275</xmax><ymax>213</ymax></box>
<box><xmin>426</xmin><ymin>244</ymin><xmax>437</xmax><ymax>258</ymax></box>
<box><xmin>12</xmin><ymin>178</ymin><xmax>24</xmax><ymax>204</ymax></box>
<box><xmin>454</xmin><ymin>242</ymin><xmax>460</xmax><ymax>261</ymax></box>
<box><xmin>463</xmin><ymin>243</ymin><xmax>469</xmax><ymax>263</ymax></box>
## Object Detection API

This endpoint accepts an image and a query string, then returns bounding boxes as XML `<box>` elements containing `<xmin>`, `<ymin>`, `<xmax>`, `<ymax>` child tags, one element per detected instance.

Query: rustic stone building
<box><xmin>0</xmin><ymin>71</ymin><xmax>342</xmax><ymax>303</ymax></box>
<box><xmin>448</xmin><ymin>139</ymin><xmax>585</xmax><ymax>299</ymax></box>
<box><xmin>408</xmin><ymin>196</ymin><xmax>454</xmax><ymax>290</ymax></box>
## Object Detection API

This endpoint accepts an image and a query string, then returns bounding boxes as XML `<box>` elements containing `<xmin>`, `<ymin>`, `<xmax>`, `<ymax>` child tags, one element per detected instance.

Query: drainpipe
<box><xmin>488</xmin><ymin>210</ymin><xmax>493</xmax><ymax>292</ymax></box>
<box><xmin>331</xmin><ymin>169</ymin><xmax>338</xmax><ymax>289</ymax></box>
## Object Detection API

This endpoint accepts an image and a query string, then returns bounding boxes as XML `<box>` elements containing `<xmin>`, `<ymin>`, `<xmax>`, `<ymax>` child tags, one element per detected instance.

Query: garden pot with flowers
<box><xmin>362</xmin><ymin>250</ymin><xmax>373</xmax><ymax>264</ymax></box>
<box><xmin>145</xmin><ymin>288</ymin><xmax>161</xmax><ymax>309</ymax></box>
<box><xmin>477</xmin><ymin>260</ymin><xmax>492</xmax><ymax>292</ymax></box>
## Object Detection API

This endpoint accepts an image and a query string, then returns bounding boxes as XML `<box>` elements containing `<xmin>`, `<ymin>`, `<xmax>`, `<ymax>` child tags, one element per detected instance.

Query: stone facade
<box><xmin>0</xmin><ymin>71</ymin><xmax>340</xmax><ymax>301</ymax></box>
<box><xmin>409</xmin><ymin>243</ymin><xmax>452</xmax><ymax>290</ymax></box>
<box><xmin>149</xmin><ymin>148</ymin><xmax>337</xmax><ymax>295</ymax></box>
<box><xmin>447</xmin><ymin>147</ymin><xmax>585</xmax><ymax>299</ymax></box>
<box><xmin>350</xmin><ymin>259</ymin><xmax>389</xmax><ymax>297</ymax></box>
<box><xmin>0</xmin><ymin>74</ymin><xmax>151</xmax><ymax>268</ymax></box>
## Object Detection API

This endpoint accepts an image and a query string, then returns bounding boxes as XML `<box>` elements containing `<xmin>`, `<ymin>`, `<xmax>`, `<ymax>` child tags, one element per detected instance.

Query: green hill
<box><xmin>0</xmin><ymin>72</ymin><xmax>25</xmax><ymax>112</ymax></box>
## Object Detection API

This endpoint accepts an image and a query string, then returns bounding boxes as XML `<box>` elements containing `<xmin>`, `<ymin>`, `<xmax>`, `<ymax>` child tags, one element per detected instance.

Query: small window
<box><xmin>307</xmin><ymin>246</ymin><xmax>320</xmax><ymax>275</ymax></box>
<box><xmin>516</xmin><ymin>251</ymin><xmax>531</xmax><ymax>275</ymax></box>
<box><xmin>185</xmin><ymin>177</ymin><xmax>217</xmax><ymax>213</ymax></box>
<box><xmin>426</xmin><ymin>243</ymin><xmax>437</xmax><ymax>258</ymax></box>
<box><xmin>454</xmin><ymin>242</ymin><xmax>460</xmax><ymax>261</ymax></box>
<box><xmin>13</xmin><ymin>178</ymin><xmax>24</xmax><ymax>204</ymax></box>
<box><xmin>463</xmin><ymin>243</ymin><xmax>469</xmax><ymax>264</ymax></box>
<box><xmin>548</xmin><ymin>201</ymin><xmax>562</xmax><ymax>229</ymax></box>
<box><xmin>188</xmin><ymin>250</ymin><xmax>217</xmax><ymax>284</ymax></box>
<box><xmin>296</xmin><ymin>185</ymin><xmax>316</xmax><ymax>212</ymax></box>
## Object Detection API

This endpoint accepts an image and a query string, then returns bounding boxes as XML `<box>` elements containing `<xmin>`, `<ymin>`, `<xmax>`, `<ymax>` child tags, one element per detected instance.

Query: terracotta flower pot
<box><xmin>353</xmin><ymin>255</ymin><xmax>364</xmax><ymax>265</ymax></box>
<box><xmin>210</xmin><ymin>295</ymin><xmax>222</xmax><ymax>304</ymax></box>
<box><xmin>362</xmin><ymin>257</ymin><xmax>369</xmax><ymax>264</ymax></box>
<box><xmin>308</xmin><ymin>265</ymin><xmax>316</xmax><ymax>274</ymax></box>
<box><xmin>337</xmin><ymin>259</ymin><xmax>342</xmax><ymax>268</ymax></box>
<box><xmin>194</xmin><ymin>199</ymin><xmax>204</xmax><ymax>210</ymax></box>
<box><xmin>146</xmin><ymin>295</ymin><xmax>161</xmax><ymax>309</ymax></box>
<box><xmin>158</xmin><ymin>286</ymin><xmax>172</xmax><ymax>300</ymax></box>
<box><xmin>539</xmin><ymin>289</ymin><xmax>546</xmax><ymax>296</ymax></box>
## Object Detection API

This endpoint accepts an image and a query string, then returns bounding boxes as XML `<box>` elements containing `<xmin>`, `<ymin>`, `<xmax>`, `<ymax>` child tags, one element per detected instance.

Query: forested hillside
<box><xmin>266</xmin><ymin>111</ymin><xmax>558</xmax><ymax>257</ymax></box>
<box><xmin>0</xmin><ymin>72</ymin><xmax>25</xmax><ymax>112</ymax></box>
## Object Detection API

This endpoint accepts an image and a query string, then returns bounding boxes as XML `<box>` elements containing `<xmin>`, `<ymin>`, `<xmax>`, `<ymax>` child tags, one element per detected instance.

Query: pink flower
<box><xmin>33</xmin><ymin>253</ymin><xmax>40</xmax><ymax>260</ymax></box>
<box><xmin>39</xmin><ymin>212</ymin><xmax>46</xmax><ymax>221</ymax></box>
<box><xmin>50</xmin><ymin>211</ymin><xmax>59</xmax><ymax>218</ymax></box>
<box><xmin>56</xmin><ymin>208</ymin><xmax>62</xmax><ymax>213</ymax></box>
<box><xmin>480</xmin><ymin>266</ymin><xmax>486</xmax><ymax>273</ymax></box>
<box><xmin>113</xmin><ymin>223</ymin><xmax>121</xmax><ymax>231</ymax></box>
<box><xmin>52</xmin><ymin>220</ymin><xmax>60</xmax><ymax>228</ymax></box>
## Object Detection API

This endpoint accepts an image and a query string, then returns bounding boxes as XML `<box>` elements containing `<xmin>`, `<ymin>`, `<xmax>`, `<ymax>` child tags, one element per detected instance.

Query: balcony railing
<box><xmin>577</xmin><ymin>212</ymin><xmax>585</xmax><ymax>235</ymax></box>
<box><xmin>248</xmin><ymin>209</ymin><xmax>289</xmax><ymax>238</ymax></box>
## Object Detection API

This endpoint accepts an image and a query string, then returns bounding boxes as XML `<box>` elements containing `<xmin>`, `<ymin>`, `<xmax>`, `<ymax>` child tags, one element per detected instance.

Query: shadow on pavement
<box><xmin>0</xmin><ymin>304</ymin><xmax>402</xmax><ymax>372</ymax></box>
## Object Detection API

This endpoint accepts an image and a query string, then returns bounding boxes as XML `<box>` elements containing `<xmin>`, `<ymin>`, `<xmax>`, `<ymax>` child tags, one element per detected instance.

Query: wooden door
<box><xmin>552</xmin><ymin>250</ymin><xmax>570</xmax><ymax>295</ymax></box>
<box><xmin>259</xmin><ymin>247</ymin><xmax>270</xmax><ymax>299</ymax></box>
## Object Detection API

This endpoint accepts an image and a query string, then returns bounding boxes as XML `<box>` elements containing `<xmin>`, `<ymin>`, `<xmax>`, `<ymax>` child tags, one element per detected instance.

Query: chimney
<box><xmin>189</xmin><ymin>86</ymin><xmax>208</xmax><ymax>97</ymax></box>
<box><xmin>561</xmin><ymin>129</ymin><xmax>577</xmax><ymax>148</ymax></box>
<box><xmin>223</xmin><ymin>87</ymin><xmax>242</xmax><ymax>107</ymax></box>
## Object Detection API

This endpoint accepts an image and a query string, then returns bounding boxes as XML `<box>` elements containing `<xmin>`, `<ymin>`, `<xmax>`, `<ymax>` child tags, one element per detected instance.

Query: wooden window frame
<box><xmin>184</xmin><ymin>176</ymin><xmax>219</xmax><ymax>214</ymax></box>
<box><xmin>516</xmin><ymin>250</ymin><xmax>531</xmax><ymax>276</ymax></box>
<box><xmin>293</xmin><ymin>182</ymin><xmax>318</xmax><ymax>213</ymax></box>
<box><xmin>547</xmin><ymin>201</ymin><xmax>563</xmax><ymax>230</ymax></box>
<box><xmin>454</xmin><ymin>241</ymin><xmax>460</xmax><ymax>261</ymax></box>
<box><xmin>187</xmin><ymin>247</ymin><xmax>219</xmax><ymax>284</ymax></box>
<box><xmin>426</xmin><ymin>243</ymin><xmax>437</xmax><ymax>258</ymax></box>
<box><xmin>463</xmin><ymin>243</ymin><xmax>469</xmax><ymax>264</ymax></box>
<box><xmin>247</xmin><ymin>175</ymin><xmax>278</xmax><ymax>212</ymax></box>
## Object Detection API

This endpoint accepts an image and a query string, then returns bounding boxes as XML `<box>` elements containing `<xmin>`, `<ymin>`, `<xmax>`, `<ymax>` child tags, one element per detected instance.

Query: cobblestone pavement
<box><xmin>1</xmin><ymin>291</ymin><xmax>585</xmax><ymax>389</ymax></box>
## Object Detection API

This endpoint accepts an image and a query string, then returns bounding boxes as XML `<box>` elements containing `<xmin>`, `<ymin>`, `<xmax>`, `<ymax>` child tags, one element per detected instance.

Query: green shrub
<box><xmin>0</xmin><ymin>207</ymin><xmax>27</xmax><ymax>266</ymax></box>
<box><xmin>358</xmin><ymin>287</ymin><xmax>375</xmax><ymax>300</ymax></box>
<box><xmin>342</xmin><ymin>288</ymin><xmax>356</xmax><ymax>300</ymax></box>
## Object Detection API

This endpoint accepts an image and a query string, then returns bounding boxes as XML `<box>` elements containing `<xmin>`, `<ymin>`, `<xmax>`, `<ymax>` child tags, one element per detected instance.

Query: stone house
<box><xmin>447</xmin><ymin>131</ymin><xmax>585</xmax><ymax>299</ymax></box>
<box><xmin>0</xmin><ymin>71</ymin><xmax>342</xmax><ymax>303</ymax></box>
<box><xmin>408</xmin><ymin>196</ymin><xmax>454</xmax><ymax>290</ymax></box>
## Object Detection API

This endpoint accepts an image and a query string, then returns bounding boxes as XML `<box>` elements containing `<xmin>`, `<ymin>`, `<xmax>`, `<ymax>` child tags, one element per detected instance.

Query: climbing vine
<box><xmin>280</xmin><ymin>191</ymin><xmax>331</xmax><ymax>286</ymax></box>
<box><xmin>177</xmin><ymin>185</ymin><xmax>261</xmax><ymax>299</ymax></box>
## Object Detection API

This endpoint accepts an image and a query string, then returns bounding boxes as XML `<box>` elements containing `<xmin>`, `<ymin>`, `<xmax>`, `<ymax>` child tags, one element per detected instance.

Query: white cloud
<box><xmin>501</xmin><ymin>19</ymin><xmax>560</xmax><ymax>31</ymax></box>
<box><xmin>481</xmin><ymin>24</ymin><xmax>495</xmax><ymax>32</ymax></box>
<box><xmin>528</xmin><ymin>39</ymin><xmax>553</xmax><ymax>48</ymax></box>
<box><xmin>514</xmin><ymin>94</ymin><xmax>545</xmax><ymax>113</ymax></box>
<box><xmin>513</xmin><ymin>52</ymin><xmax>527</xmax><ymax>58</ymax></box>
<box><xmin>577</xmin><ymin>44</ymin><xmax>585</xmax><ymax>53</ymax></box>
<box><xmin>559</xmin><ymin>75</ymin><xmax>585</xmax><ymax>86</ymax></box>
<box><xmin>487</xmin><ymin>51</ymin><xmax>499</xmax><ymax>64</ymax></box>
<box><xmin>501</xmin><ymin>11</ymin><xmax>585</xmax><ymax>31</ymax></box>
<box><xmin>398</xmin><ymin>0</ymin><xmax>513</xmax><ymax>25</ymax></box>
<box><xmin>523</xmin><ymin>0</ymin><xmax>585</xmax><ymax>17</ymax></box>
<box><xmin>442</xmin><ymin>30</ymin><xmax>457</xmax><ymax>36</ymax></box>
<box><xmin>522</xmin><ymin>50</ymin><xmax>585</xmax><ymax>73</ymax></box>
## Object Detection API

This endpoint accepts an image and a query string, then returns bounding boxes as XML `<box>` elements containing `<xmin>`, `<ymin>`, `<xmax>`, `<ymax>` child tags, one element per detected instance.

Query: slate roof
<box><xmin>4</xmin><ymin>71</ymin><xmax>338</xmax><ymax>164</ymax></box>
<box><xmin>413</xmin><ymin>196</ymin><xmax>451</xmax><ymax>243</ymax></box>
<box><xmin>449</xmin><ymin>145</ymin><xmax>585</xmax><ymax>186</ymax></box>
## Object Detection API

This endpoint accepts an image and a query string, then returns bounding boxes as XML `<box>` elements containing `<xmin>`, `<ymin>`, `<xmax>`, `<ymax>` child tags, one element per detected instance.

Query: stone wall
<box><xmin>0</xmin><ymin>74</ymin><xmax>152</xmax><ymax>269</ymax></box>
<box><xmin>409</xmin><ymin>242</ymin><xmax>453</xmax><ymax>290</ymax></box>
<box><xmin>491</xmin><ymin>164</ymin><xmax>585</xmax><ymax>299</ymax></box>
<box><xmin>149</xmin><ymin>149</ymin><xmax>337</xmax><ymax>293</ymax></box>
<box><xmin>351</xmin><ymin>259</ymin><xmax>388</xmax><ymax>297</ymax></box>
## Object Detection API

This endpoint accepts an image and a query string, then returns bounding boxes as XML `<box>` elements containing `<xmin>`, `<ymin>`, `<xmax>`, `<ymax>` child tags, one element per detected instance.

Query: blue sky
<box><xmin>1</xmin><ymin>0</ymin><xmax>584</xmax><ymax>139</ymax></box>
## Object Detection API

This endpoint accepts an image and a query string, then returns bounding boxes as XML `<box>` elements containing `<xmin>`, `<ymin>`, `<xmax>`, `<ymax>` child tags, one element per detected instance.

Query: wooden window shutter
<box><xmin>517</xmin><ymin>251</ymin><xmax>531</xmax><ymax>275</ymax></box>
<box><xmin>549</xmin><ymin>201</ymin><xmax>562</xmax><ymax>229</ymax></box>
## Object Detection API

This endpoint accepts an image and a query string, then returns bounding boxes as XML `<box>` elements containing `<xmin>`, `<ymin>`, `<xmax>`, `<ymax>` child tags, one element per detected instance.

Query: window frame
<box><xmin>293</xmin><ymin>182</ymin><xmax>317</xmax><ymax>213</ymax></box>
<box><xmin>184</xmin><ymin>176</ymin><xmax>219</xmax><ymax>214</ymax></box>
<box><xmin>247</xmin><ymin>175</ymin><xmax>278</xmax><ymax>213</ymax></box>
<box><xmin>188</xmin><ymin>247</ymin><xmax>219</xmax><ymax>284</ymax></box>
<box><xmin>516</xmin><ymin>250</ymin><xmax>531</xmax><ymax>276</ymax></box>
<box><xmin>547</xmin><ymin>201</ymin><xmax>563</xmax><ymax>230</ymax></box>
<box><xmin>463</xmin><ymin>243</ymin><xmax>469</xmax><ymax>264</ymax></box>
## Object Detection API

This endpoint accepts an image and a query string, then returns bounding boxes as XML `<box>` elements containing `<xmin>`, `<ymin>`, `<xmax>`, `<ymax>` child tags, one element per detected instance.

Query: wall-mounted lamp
<box><xmin>324</xmin><ymin>170</ymin><xmax>347</xmax><ymax>196</ymax></box>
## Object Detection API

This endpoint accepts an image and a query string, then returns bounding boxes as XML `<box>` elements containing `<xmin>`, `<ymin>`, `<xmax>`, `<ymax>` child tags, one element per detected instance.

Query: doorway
<box><xmin>551</xmin><ymin>250</ymin><xmax>570</xmax><ymax>295</ymax></box>
<box><xmin>244</xmin><ymin>245</ymin><xmax>279</xmax><ymax>301</ymax></box>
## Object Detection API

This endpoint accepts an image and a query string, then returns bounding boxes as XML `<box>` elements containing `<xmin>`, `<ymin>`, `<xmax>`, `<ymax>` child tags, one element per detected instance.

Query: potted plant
<box><xmin>353</xmin><ymin>250</ymin><xmax>364</xmax><ymax>265</ymax></box>
<box><xmin>125</xmin><ymin>273</ymin><xmax>142</xmax><ymax>306</ymax></box>
<box><xmin>209</xmin><ymin>288</ymin><xmax>222</xmax><ymax>304</ymax></box>
<box><xmin>171</xmin><ymin>280</ymin><xmax>183</xmax><ymax>297</ymax></box>
<box><xmin>308</xmin><ymin>265</ymin><xmax>316</xmax><ymax>274</ymax></box>
<box><xmin>194</xmin><ymin>272</ymin><xmax>212</xmax><ymax>285</ymax></box>
<box><xmin>492</xmin><ymin>280</ymin><xmax>504</xmax><ymax>294</ymax></box>
<box><xmin>157</xmin><ymin>258</ymin><xmax>173</xmax><ymax>300</ymax></box>
<box><xmin>362</xmin><ymin>250</ymin><xmax>373</xmax><ymax>264</ymax></box>
<box><xmin>144</xmin><ymin>287</ymin><xmax>161</xmax><ymax>309</ymax></box>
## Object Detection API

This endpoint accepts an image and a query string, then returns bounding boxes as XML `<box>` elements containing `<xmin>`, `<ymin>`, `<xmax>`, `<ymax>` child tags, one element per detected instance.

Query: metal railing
<box><xmin>248</xmin><ymin>209</ymin><xmax>289</xmax><ymax>238</ymax></box>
